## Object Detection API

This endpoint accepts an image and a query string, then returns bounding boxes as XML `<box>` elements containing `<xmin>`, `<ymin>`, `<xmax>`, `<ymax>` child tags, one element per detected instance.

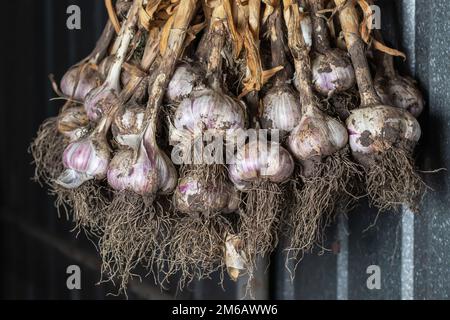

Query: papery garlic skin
<box><xmin>171</xmin><ymin>88</ymin><xmax>246</xmax><ymax>141</ymax></box>
<box><xmin>174</xmin><ymin>175</ymin><xmax>240</xmax><ymax>214</ymax></box>
<box><xmin>165</xmin><ymin>64</ymin><xmax>203</xmax><ymax>104</ymax></box>
<box><xmin>112</xmin><ymin>104</ymin><xmax>146</xmax><ymax>149</ymax></box>
<box><xmin>261</xmin><ymin>86</ymin><xmax>302</xmax><ymax>133</ymax></box>
<box><xmin>311</xmin><ymin>49</ymin><xmax>355</xmax><ymax>97</ymax></box>
<box><xmin>288</xmin><ymin>105</ymin><xmax>348</xmax><ymax>160</ymax></box>
<box><xmin>374</xmin><ymin>75</ymin><xmax>424</xmax><ymax>118</ymax></box>
<box><xmin>300</xmin><ymin>13</ymin><xmax>312</xmax><ymax>49</ymax></box>
<box><xmin>107</xmin><ymin>143</ymin><xmax>177</xmax><ymax>195</ymax></box>
<box><xmin>346</xmin><ymin>105</ymin><xmax>421</xmax><ymax>160</ymax></box>
<box><xmin>229</xmin><ymin>140</ymin><xmax>295</xmax><ymax>191</ymax></box>
<box><xmin>60</xmin><ymin>64</ymin><xmax>103</xmax><ymax>101</ymax></box>
<box><xmin>107</xmin><ymin>148</ymin><xmax>158</xmax><ymax>195</ymax></box>
<box><xmin>57</xmin><ymin>106</ymin><xmax>90</xmax><ymax>141</ymax></box>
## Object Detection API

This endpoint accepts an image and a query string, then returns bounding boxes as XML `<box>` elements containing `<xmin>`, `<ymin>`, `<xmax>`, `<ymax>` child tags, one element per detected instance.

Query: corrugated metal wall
<box><xmin>0</xmin><ymin>0</ymin><xmax>449</xmax><ymax>300</ymax></box>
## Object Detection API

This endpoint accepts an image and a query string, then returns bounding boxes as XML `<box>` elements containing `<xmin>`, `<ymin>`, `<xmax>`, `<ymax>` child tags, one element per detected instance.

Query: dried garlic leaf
<box><xmin>357</xmin><ymin>0</ymin><xmax>406</xmax><ymax>59</ymax></box>
<box><xmin>160</xmin><ymin>14</ymin><xmax>176</xmax><ymax>55</ymax></box>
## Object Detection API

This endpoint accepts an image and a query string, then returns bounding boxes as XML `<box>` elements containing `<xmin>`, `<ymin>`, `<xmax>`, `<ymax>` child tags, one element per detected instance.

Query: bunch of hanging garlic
<box><xmin>30</xmin><ymin>0</ymin><xmax>427</xmax><ymax>295</ymax></box>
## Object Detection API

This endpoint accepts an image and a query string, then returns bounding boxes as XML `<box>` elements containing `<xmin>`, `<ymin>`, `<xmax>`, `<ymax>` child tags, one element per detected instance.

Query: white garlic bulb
<box><xmin>165</xmin><ymin>63</ymin><xmax>203</xmax><ymax>104</ymax></box>
<box><xmin>312</xmin><ymin>49</ymin><xmax>355</xmax><ymax>97</ymax></box>
<box><xmin>261</xmin><ymin>85</ymin><xmax>302</xmax><ymax>133</ymax></box>
<box><xmin>288</xmin><ymin>104</ymin><xmax>348</xmax><ymax>160</ymax></box>
<box><xmin>346</xmin><ymin>105</ymin><xmax>421</xmax><ymax>160</ymax></box>
<box><xmin>229</xmin><ymin>140</ymin><xmax>295</xmax><ymax>190</ymax></box>
<box><xmin>170</xmin><ymin>88</ymin><xmax>246</xmax><ymax>142</ymax></box>
<box><xmin>173</xmin><ymin>174</ymin><xmax>240</xmax><ymax>215</ymax></box>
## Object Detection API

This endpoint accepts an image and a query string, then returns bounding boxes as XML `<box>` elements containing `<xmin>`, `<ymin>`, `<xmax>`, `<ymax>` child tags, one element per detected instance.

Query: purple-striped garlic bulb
<box><xmin>60</xmin><ymin>64</ymin><xmax>103</xmax><ymax>102</ymax></box>
<box><xmin>346</xmin><ymin>105</ymin><xmax>421</xmax><ymax>165</ymax></box>
<box><xmin>56</xmin><ymin>105</ymin><xmax>90</xmax><ymax>142</ymax></box>
<box><xmin>229</xmin><ymin>140</ymin><xmax>294</xmax><ymax>190</ymax></box>
<box><xmin>60</xmin><ymin>22</ymin><xmax>115</xmax><ymax>101</ymax></box>
<box><xmin>173</xmin><ymin>174</ymin><xmax>240</xmax><ymax>215</ymax></box>
<box><xmin>107</xmin><ymin>119</ymin><xmax>177</xmax><ymax>196</ymax></box>
<box><xmin>170</xmin><ymin>88</ymin><xmax>246</xmax><ymax>143</ymax></box>
<box><xmin>261</xmin><ymin>85</ymin><xmax>302</xmax><ymax>133</ymax></box>
<box><xmin>308</xmin><ymin>0</ymin><xmax>355</xmax><ymax>97</ymax></box>
<box><xmin>55</xmin><ymin>116</ymin><xmax>111</xmax><ymax>189</ymax></box>
<box><xmin>312</xmin><ymin>49</ymin><xmax>355</xmax><ymax>97</ymax></box>
<box><xmin>374</xmin><ymin>72</ymin><xmax>424</xmax><ymax>118</ymax></box>
<box><xmin>288</xmin><ymin>104</ymin><xmax>348</xmax><ymax>163</ymax></box>
<box><xmin>84</xmin><ymin>0</ymin><xmax>140</xmax><ymax>121</ymax></box>
<box><xmin>165</xmin><ymin>63</ymin><xmax>203</xmax><ymax>104</ymax></box>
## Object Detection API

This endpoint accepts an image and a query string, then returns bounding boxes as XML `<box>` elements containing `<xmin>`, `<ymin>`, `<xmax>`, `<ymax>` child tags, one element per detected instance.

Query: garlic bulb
<box><xmin>261</xmin><ymin>85</ymin><xmax>302</xmax><ymax>133</ymax></box>
<box><xmin>107</xmin><ymin>144</ymin><xmax>177</xmax><ymax>195</ymax></box>
<box><xmin>60</xmin><ymin>64</ymin><xmax>103</xmax><ymax>101</ymax></box>
<box><xmin>59</xmin><ymin>21</ymin><xmax>115</xmax><ymax>101</ymax></box>
<box><xmin>312</xmin><ymin>49</ymin><xmax>355</xmax><ymax>96</ymax></box>
<box><xmin>170</xmin><ymin>88</ymin><xmax>246</xmax><ymax>142</ymax></box>
<box><xmin>375</xmin><ymin>75</ymin><xmax>424</xmax><ymax>118</ymax></box>
<box><xmin>229</xmin><ymin>140</ymin><xmax>294</xmax><ymax>190</ymax></box>
<box><xmin>307</xmin><ymin>0</ymin><xmax>355</xmax><ymax>97</ymax></box>
<box><xmin>173</xmin><ymin>174</ymin><xmax>240</xmax><ymax>215</ymax></box>
<box><xmin>56</xmin><ymin>130</ymin><xmax>110</xmax><ymax>189</ymax></box>
<box><xmin>346</xmin><ymin>105</ymin><xmax>421</xmax><ymax>162</ymax></box>
<box><xmin>112</xmin><ymin>104</ymin><xmax>146</xmax><ymax>149</ymax></box>
<box><xmin>165</xmin><ymin>63</ymin><xmax>203</xmax><ymax>104</ymax></box>
<box><xmin>84</xmin><ymin>0</ymin><xmax>140</xmax><ymax>121</ymax></box>
<box><xmin>288</xmin><ymin>104</ymin><xmax>348</xmax><ymax>160</ymax></box>
<box><xmin>57</xmin><ymin>105</ymin><xmax>90</xmax><ymax>141</ymax></box>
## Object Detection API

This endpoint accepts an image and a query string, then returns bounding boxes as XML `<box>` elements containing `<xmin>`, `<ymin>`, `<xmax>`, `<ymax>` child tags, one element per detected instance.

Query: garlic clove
<box><xmin>107</xmin><ymin>148</ymin><xmax>160</xmax><ymax>195</ymax></box>
<box><xmin>55</xmin><ymin>168</ymin><xmax>92</xmax><ymax>189</ymax></box>
<box><xmin>261</xmin><ymin>85</ymin><xmax>302</xmax><ymax>133</ymax></box>
<box><xmin>62</xmin><ymin>136</ymin><xmax>110</xmax><ymax>181</ymax></box>
<box><xmin>229</xmin><ymin>140</ymin><xmax>295</xmax><ymax>189</ymax></box>
<box><xmin>84</xmin><ymin>82</ymin><xmax>120</xmax><ymax>122</ymax></box>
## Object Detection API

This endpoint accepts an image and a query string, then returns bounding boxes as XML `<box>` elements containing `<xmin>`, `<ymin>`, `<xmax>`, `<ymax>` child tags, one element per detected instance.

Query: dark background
<box><xmin>0</xmin><ymin>0</ymin><xmax>449</xmax><ymax>300</ymax></box>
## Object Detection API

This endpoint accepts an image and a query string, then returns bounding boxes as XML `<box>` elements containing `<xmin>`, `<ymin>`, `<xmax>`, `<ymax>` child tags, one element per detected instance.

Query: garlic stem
<box><xmin>143</xmin><ymin>0</ymin><xmax>198</xmax><ymax>124</ymax></box>
<box><xmin>283</xmin><ymin>0</ymin><xmax>315</xmax><ymax>108</ymax></box>
<box><xmin>308</xmin><ymin>0</ymin><xmax>331</xmax><ymax>53</ymax></box>
<box><xmin>334</xmin><ymin>0</ymin><xmax>381</xmax><ymax>107</ymax></box>
<box><xmin>104</xmin><ymin>0</ymin><xmax>141</xmax><ymax>92</ymax></box>
<box><xmin>206</xmin><ymin>12</ymin><xmax>226</xmax><ymax>91</ymax></box>
<box><xmin>269</xmin><ymin>6</ymin><xmax>290</xmax><ymax>85</ymax></box>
